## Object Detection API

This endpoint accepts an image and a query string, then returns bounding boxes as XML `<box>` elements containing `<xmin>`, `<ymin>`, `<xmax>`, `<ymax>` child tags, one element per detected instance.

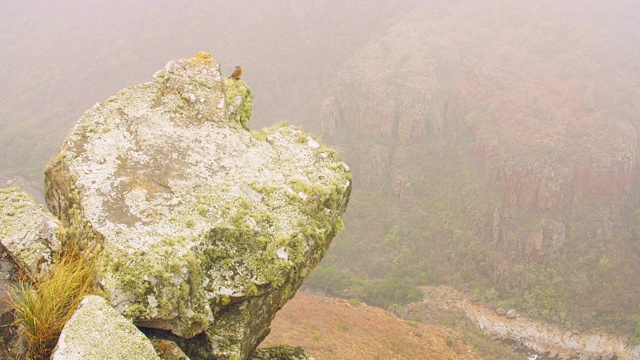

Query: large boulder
<box><xmin>44</xmin><ymin>52</ymin><xmax>351</xmax><ymax>359</ymax></box>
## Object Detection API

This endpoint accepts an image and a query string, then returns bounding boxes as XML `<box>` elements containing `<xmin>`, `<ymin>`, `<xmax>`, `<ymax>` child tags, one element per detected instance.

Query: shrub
<box><xmin>305</xmin><ymin>263</ymin><xmax>350</xmax><ymax>295</ymax></box>
<box><xmin>483</xmin><ymin>287</ymin><xmax>499</xmax><ymax>302</ymax></box>
<box><xmin>361</xmin><ymin>276</ymin><xmax>424</xmax><ymax>308</ymax></box>
<box><xmin>630</xmin><ymin>315</ymin><xmax>640</xmax><ymax>346</ymax></box>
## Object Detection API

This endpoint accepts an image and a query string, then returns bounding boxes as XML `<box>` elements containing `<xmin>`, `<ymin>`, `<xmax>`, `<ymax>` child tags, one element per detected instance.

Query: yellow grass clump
<box><xmin>9</xmin><ymin>245</ymin><xmax>97</xmax><ymax>360</ymax></box>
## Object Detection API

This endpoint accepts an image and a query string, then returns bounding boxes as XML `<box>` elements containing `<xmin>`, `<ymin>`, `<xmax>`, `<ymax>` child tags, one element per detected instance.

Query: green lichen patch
<box><xmin>225</xmin><ymin>78</ymin><xmax>253</xmax><ymax>130</ymax></box>
<box><xmin>98</xmin><ymin>238</ymin><xmax>212</xmax><ymax>338</ymax></box>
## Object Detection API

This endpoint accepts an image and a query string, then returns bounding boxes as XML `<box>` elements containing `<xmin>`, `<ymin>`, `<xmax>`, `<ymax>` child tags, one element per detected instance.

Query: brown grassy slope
<box><xmin>261</xmin><ymin>292</ymin><xmax>480</xmax><ymax>360</ymax></box>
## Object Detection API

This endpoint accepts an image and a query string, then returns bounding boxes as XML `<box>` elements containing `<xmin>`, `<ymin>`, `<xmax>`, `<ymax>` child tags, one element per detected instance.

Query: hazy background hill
<box><xmin>2</xmin><ymin>0</ymin><xmax>640</xmax><ymax>345</ymax></box>
<box><xmin>312</xmin><ymin>0</ymin><xmax>640</xmax><ymax>334</ymax></box>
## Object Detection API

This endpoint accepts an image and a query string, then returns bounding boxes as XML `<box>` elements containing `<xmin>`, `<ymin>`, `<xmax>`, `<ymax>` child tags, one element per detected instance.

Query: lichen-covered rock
<box><xmin>44</xmin><ymin>52</ymin><xmax>351</xmax><ymax>359</ymax></box>
<box><xmin>0</xmin><ymin>187</ymin><xmax>60</xmax><ymax>281</ymax></box>
<box><xmin>51</xmin><ymin>295</ymin><xmax>160</xmax><ymax>360</ymax></box>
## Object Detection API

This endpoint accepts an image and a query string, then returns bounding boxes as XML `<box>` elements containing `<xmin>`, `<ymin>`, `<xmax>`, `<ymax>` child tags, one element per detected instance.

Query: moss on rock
<box><xmin>225</xmin><ymin>78</ymin><xmax>253</xmax><ymax>130</ymax></box>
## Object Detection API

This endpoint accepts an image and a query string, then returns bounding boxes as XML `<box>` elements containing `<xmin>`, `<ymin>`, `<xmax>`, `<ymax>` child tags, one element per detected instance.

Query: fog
<box><xmin>0</xmin><ymin>0</ymin><xmax>410</xmax><ymax>183</ymax></box>
<box><xmin>2</xmin><ymin>0</ymin><xmax>640</xmax><ymax>353</ymax></box>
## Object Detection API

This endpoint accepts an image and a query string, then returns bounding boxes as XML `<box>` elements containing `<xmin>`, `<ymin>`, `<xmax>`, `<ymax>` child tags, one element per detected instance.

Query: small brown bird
<box><xmin>228</xmin><ymin>66</ymin><xmax>242</xmax><ymax>80</ymax></box>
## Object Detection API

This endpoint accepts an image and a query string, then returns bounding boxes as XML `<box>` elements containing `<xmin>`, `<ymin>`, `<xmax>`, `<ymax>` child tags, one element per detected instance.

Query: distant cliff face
<box><xmin>44</xmin><ymin>52</ymin><xmax>351</xmax><ymax>360</ymax></box>
<box><xmin>322</xmin><ymin>5</ymin><xmax>639</xmax><ymax>211</ymax></box>
<box><xmin>319</xmin><ymin>1</ymin><xmax>640</xmax><ymax>332</ymax></box>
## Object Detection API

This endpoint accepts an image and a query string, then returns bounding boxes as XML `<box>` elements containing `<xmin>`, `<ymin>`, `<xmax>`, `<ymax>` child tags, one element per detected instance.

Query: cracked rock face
<box><xmin>44</xmin><ymin>52</ymin><xmax>351</xmax><ymax>359</ymax></box>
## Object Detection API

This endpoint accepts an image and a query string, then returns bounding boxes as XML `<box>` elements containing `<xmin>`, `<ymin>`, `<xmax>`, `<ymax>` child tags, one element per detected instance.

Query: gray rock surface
<box><xmin>44</xmin><ymin>52</ymin><xmax>351</xmax><ymax>359</ymax></box>
<box><xmin>51</xmin><ymin>295</ymin><xmax>160</xmax><ymax>360</ymax></box>
<box><xmin>0</xmin><ymin>187</ymin><xmax>60</xmax><ymax>281</ymax></box>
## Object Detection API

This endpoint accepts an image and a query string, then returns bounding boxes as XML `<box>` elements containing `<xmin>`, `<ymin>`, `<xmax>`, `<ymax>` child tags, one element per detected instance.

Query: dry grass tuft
<box><xmin>8</xmin><ymin>244</ymin><xmax>97</xmax><ymax>359</ymax></box>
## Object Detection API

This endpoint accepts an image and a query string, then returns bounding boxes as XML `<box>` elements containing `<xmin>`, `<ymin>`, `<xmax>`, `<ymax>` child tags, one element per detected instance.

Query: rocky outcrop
<box><xmin>477</xmin><ymin>122</ymin><xmax>639</xmax><ymax>212</ymax></box>
<box><xmin>523</xmin><ymin>218</ymin><xmax>565</xmax><ymax>262</ymax></box>
<box><xmin>51</xmin><ymin>295</ymin><xmax>160</xmax><ymax>360</ymax></box>
<box><xmin>44</xmin><ymin>52</ymin><xmax>351</xmax><ymax>359</ymax></box>
<box><xmin>320</xmin><ymin>3</ymin><xmax>640</xmax><ymax>212</ymax></box>
<box><xmin>0</xmin><ymin>187</ymin><xmax>60</xmax><ymax>281</ymax></box>
<box><xmin>319</xmin><ymin>18</ymin><xmax>449</xmax><ymax>193</ymax></box>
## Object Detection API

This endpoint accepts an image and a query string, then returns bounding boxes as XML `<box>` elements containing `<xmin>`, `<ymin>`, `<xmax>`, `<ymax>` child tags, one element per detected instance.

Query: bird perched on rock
<box><xmin>228</xmin><ymin>66</ymin><xmax>242</xmax><ymax>80</ymax></box>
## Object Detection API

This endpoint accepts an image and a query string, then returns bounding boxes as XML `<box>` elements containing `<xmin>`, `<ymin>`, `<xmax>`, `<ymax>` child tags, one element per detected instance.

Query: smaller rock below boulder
<box><xmin>51</xmin><ymin>295</ymin><xmax>160</xmax><ymax>360</ymax></box>
<box><xmin>0</xmin><ymin>187</ymin><xmax>60</xmax><ymax>281</ymax></box>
